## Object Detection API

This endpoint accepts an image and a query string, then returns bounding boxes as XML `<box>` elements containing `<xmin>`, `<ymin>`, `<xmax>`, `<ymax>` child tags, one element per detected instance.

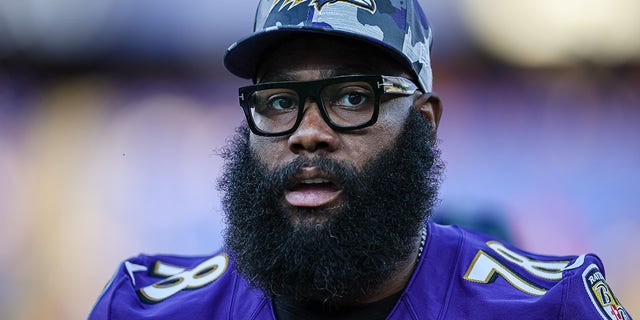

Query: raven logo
<box><xmin>271</xmin><ymin>0</ymin><xmax>376</xmax><ymax>13</ymax></box>
<box><xmin>313</xmin><ymin>0</ymin><xmax>376</xmax><ymax>12</ymax></box>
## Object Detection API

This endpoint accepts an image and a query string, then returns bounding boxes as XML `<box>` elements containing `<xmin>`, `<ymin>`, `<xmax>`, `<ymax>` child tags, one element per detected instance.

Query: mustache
<box><xmin>269</xmin><ymin>156</ymin><xmax>358</xmax><ymax>190</ymax></box>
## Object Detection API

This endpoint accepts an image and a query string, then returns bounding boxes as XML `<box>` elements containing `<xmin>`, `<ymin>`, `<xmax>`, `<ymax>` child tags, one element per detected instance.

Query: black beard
<box><xmin>218</xmin><ymin>108</ymin><xmax>444</xmax><ymax>304</ymax></box>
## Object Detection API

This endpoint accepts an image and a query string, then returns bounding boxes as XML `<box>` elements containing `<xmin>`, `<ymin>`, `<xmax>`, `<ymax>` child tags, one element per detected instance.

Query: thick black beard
<box><xmin>218</xmin><ymin>109</ymin><xmax>444</xmax><ymax>304</ymax></box>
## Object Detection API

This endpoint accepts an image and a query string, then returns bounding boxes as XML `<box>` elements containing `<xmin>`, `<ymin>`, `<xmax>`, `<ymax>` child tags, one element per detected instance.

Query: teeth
<box><xmin>302</xmin><ymin>178</ymin><xmax>330</xmax><ymax>184</ymax></box>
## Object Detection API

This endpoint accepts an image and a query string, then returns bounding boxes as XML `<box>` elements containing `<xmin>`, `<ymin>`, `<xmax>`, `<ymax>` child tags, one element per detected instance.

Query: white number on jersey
<box><xmin>464</xmin><ymin>241</ymin><xmax>570</xmax><ymax>296</ymax></box>
<box><xmin>137</xmin><ymin>254</ymin><xmax>228</xmax><ymax>303</ymax></box>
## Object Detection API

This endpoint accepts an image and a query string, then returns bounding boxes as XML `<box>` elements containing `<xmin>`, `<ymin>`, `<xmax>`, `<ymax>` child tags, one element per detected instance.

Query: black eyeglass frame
<box><xmin>238</xmin><ymin>75</ymin><xmax>420</xmax><ymax>137</ymax></box>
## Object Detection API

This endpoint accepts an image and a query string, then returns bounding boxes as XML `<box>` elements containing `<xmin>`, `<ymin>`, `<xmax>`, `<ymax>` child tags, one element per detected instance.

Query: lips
<box><xmin>284</xmin><ymin>168</ymin><xmax>342</xmax><ymax>207</ymax></box>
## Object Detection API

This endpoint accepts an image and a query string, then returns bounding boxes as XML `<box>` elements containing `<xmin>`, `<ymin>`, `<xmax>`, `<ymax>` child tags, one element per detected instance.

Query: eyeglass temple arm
<box><xmin>378</xmin><ymin>76</ymin><xmax>420</xmax><ymax>95</ymax></box>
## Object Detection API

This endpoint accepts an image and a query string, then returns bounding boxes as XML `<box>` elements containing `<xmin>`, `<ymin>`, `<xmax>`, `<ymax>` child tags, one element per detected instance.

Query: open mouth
<box><xmin>284</xmin><ymin>172</ymin><xmax>343</xmax><ymax>208</ymax></box>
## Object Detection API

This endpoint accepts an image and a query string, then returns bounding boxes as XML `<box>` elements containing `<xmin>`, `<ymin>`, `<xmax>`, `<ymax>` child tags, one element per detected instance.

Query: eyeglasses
<box><xmin>238</xmin><ymin>75</ymin><xmax>420</xmax><ymax>137</ymax></box>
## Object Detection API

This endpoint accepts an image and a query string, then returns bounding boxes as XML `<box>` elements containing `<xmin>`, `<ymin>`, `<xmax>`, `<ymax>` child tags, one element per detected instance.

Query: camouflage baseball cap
<box><xmin>224</xmin><ymin>0</ymin><xmax>434</xmax><ymax>92</ymax></box>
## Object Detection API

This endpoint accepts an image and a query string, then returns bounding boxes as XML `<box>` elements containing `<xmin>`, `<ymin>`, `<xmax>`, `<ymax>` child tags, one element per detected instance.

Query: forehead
<box><xmin>256</xmin><ymin>35</ymin><xmax>411</xmax><ymax>82</ymax></box>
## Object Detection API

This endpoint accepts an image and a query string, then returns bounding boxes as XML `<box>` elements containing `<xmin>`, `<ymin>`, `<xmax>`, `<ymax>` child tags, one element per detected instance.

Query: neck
<box><xmin>362</xmin><ymin>261</ymin><xmax>414</xmax><ymax>303</ymax></box>
<box><xmin>274</xmin><ymin>291</ymin><xmax>403</xmax><ymax>320</ymax></box>
<box><xmin>358</xmin><ymin>225</ymin><xmax>425</xmax><ymax>304</ymax></box>
<box><xmin>357</xmin><ymin>239</ymin><xmax>422</xmax><ymax>304</ymax></box>
<box><xmin>273</xmin><ymin>233</ymin><xmax>425</xmax><ymax>320</ymax></box>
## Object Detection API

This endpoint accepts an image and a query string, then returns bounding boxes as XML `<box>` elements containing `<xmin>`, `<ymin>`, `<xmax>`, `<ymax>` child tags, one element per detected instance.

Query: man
<box><xmin>89</xmin><ymin>0</ymin><xmax>632</xmax><ymax>319</ymax></box>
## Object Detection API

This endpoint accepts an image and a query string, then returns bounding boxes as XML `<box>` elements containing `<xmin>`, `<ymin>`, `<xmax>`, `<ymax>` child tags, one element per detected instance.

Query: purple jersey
<box><xmin>89</xmin><ymin>222</ymin><xmax>632</xmax><ymax>319</ymax></box>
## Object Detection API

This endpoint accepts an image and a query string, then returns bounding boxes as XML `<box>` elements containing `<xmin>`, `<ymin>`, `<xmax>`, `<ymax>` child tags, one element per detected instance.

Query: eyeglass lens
<box><xmin>248</xmin><ymin>81</ymin><xmax>376</xmax><ymax>133</ymax></box>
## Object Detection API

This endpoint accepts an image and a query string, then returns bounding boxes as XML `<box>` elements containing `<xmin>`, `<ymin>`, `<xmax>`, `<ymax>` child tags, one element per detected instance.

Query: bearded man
<box><xmin>89</xmin><ymin>0</ymin><xmax>631</xmax><ymax>319</ymax></box>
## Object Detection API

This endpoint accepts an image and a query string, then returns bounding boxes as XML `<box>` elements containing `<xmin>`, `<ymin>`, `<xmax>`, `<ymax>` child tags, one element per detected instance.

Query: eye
<box><xmin>267</xmin><ymin>94</ymin><xmax>296</xmax><ymax>110</ymax></box>
<box><xmin>335</xmin><ymin>91</ymin><xmax>369</xmax><ymax>108</ymax></box>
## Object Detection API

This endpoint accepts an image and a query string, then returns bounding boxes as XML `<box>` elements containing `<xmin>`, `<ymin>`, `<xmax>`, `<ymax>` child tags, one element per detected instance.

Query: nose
<box><xmin>288</xmin><ymin>99</ymin><xmax>339</xmax><ymax>154</ymax></box>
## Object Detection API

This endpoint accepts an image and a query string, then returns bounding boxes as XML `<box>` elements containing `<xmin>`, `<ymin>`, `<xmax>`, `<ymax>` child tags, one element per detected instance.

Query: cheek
<box><xmin>375</xmin><ymin>101</ymin><xmax>410</xmax><ymax>139</ymax></box>
<box><xmin>345</xmin><ymin>104</ymin><xmax>409</xmax><ymax>166</ymax></box>
<box><xmin>249</xmin><ymin>135</ymin><xmax>288</xmax><ymax>170</ymax></box>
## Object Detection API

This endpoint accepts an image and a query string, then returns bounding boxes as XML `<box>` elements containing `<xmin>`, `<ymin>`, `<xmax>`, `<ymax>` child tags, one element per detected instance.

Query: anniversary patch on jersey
<box><xmin>271</xmin><ymin>0</ymin><xmax>376</xmax><ymax>13</ymax></box>
<box><xmin>582</xmin><ymin>264</ymin><xmax>631</xmax><ymax>320</ymax></box>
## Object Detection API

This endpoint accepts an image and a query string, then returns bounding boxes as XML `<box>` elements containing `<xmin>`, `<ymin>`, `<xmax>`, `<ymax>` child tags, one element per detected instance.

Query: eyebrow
<box><xmin>260</xmin><ymin>73</ymin><xmax>297</xmax><ymax>82</ymax></box>
<box><xmin>259</xmin><ymin>65</ymin><xmax>380</xmax><ymax>83</ymax></box>
<box><xmin>328</xmin><ymin>66</ymin><xmax>378</xmax><ymax>77</ymax></box>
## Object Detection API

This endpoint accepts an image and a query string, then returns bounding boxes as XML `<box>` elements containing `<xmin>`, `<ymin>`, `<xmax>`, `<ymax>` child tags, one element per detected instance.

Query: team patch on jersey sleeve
<box><xmin>582</xmin><ymin>264</ymin><xmax>631</xmax><ymax>320</ymax></box>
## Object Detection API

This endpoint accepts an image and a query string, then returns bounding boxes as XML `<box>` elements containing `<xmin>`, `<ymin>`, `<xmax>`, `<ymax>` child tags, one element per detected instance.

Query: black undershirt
<box><xmin>273</xmin><ymin>291</ymin><xmax>403</xmax><ymax>320</ymax></box>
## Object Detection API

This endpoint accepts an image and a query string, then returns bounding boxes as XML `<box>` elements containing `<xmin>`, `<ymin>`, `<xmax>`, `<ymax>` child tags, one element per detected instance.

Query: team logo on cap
<box><xmin>271</xmin><ymin>0</ymin><xmax>376</xmax><ymax>13</ymax></box>
<box><xmin>314</xmin><ymin>0</ymin><xmax>376</xmax><ymax>12</ymax></box>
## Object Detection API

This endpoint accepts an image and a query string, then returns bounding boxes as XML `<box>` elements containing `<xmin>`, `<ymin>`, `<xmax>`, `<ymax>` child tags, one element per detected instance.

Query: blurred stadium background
<box><xmin>1</xmin><ymin>0</ymin><xmax>638</xmax><ymax>318</ymax></box>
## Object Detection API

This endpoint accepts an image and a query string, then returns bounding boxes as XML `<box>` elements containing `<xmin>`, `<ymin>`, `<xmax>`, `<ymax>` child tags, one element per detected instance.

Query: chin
<box><xmin>285</xmin><ymin>206</ymin><xmax>342</xmax><ymax>231</ymax></box>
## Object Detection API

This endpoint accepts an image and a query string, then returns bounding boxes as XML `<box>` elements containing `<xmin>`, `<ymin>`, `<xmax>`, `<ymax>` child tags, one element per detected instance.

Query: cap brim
<box><xmin>224</xmin><ymin>27</ymin><xmax>413</xmax><ymax>82</ymax></box>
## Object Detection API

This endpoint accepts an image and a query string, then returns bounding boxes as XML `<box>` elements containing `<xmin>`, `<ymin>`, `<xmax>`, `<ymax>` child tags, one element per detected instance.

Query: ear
<box><xmin>412</xmin><ymin>92</ymin><xmax>443</xmax><ymax>129</ymax></box>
